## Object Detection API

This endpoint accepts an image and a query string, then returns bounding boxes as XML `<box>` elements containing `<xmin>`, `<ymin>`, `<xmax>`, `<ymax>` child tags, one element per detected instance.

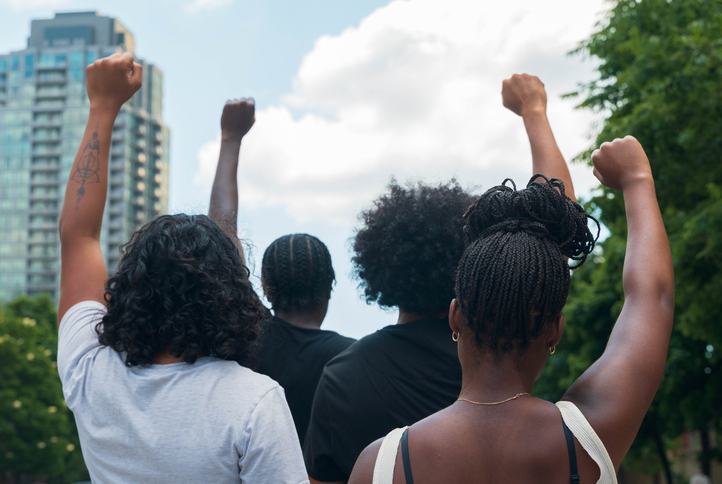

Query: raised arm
<box><xmin>58</xmin><ymin>53</ymin><xmax>142</xmax><ymax>322</ymax></box>
<box><xmin>208</xmin><ymin>98</ymin><xmax>255</xmax><ymax>266</ymax></box>
<box><xmin>502</xmin><ymin>74</ymin><xmax>576</xmax><ymax>201</ymax></box>
<box><xmin>563</xmin><ymin>136</ymin><xmax>675</xmax><ymax>468</ymax></box>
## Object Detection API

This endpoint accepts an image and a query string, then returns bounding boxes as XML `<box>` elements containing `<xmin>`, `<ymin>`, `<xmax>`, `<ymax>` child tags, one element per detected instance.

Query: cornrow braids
<box><xmin>455</xmin><ymin>175</ymin><xmax>599</xmax><ymax>353</ymax></box>
<box><xmin>261</xmin><ymin>234</ymin><xmax>335</xmax><ymax>311</ymax></box>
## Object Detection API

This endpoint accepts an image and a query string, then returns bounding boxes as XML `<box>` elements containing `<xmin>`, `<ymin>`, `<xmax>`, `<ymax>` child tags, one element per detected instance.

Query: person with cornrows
<box><xmin>256</xmin><ymin>233</ymin><xmax>355</xmax><ymax>445</ymax></box>
<box><xmin>207</xmin><ymin>99</ymin><xmax>355</xmax><ymax>446</ymax></box>
<box><xmin>306</xmin><ymin>73</ymin><xmax>586</xmax><ymax>484</ymax></box>
<box><xmin>349</xmin><ymin>136</ymin><xmax>674</xmax><ymax>483</ymax></box>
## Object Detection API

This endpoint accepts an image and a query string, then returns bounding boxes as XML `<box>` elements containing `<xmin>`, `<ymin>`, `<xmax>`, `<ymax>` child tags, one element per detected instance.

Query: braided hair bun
<box><xmin>455</xmin><ymin>175</ymin><xmax>599</xmax><ymax>353</ymax></box>
<box><xmin>463</xmin><ymin>175</ymin><xmax>597</xmax><ymax>266</ymax></box>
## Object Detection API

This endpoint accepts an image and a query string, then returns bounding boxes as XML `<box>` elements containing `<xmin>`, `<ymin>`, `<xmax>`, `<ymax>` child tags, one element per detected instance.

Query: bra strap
<box><xmin>401</xmin><ymin>428</ymin><xmax>415</xmax><ymax>484</ymax></box>
<box><xmin>562</xmin><ymin>419</ymin><xmax>581</xmax><ymax>484</ymax></box>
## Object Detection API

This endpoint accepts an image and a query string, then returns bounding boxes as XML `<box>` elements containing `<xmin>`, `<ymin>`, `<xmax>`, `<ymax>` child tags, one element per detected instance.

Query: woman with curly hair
<box><xmin>349</xmin><ymin>138</ymin><xmax>673</xmax><ymax>483</ymax></box>
<box><xmin>56</xmin><ymin>54</ymin><xmax>309</xmax><ymax>483</ymax></box>
<box><xmin>304</xmin><ymin>74</ymin><xmax>581</xmax><ymax>484</ymax></box>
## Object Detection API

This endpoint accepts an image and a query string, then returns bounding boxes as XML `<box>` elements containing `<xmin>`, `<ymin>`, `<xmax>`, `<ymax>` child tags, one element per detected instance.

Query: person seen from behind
<box><xmin>304</xmin><ymin>74</ymin><xmax>581</xmax><ymax>484</ymax></box>
<box><xmin>350</xmin><ymin>137</ymin><xmax>674</xmax><ymax>483</ymax></box>
<box><xmin>56</xmin><ymin>53</ymin><xmax>309</xmax><ymax>484</ymax></box>
<box><xmin>207</xmin><ymin>99</ymin><xmax>355</xmax><ymax>446</ymax></box>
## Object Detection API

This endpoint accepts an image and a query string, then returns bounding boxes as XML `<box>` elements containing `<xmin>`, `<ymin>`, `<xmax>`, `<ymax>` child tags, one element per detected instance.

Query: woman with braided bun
<box><xmin>307</xmin><ymin>74</ymin><xmax>589</xmax><ymax>484</ymax></box>
<box><xmin>255</xmin><ymin>233</ymin><xmax>355</xmax><ymax>446</ymax></box>
<box><xmin>349</xmin><ymin>136</ymin><xmax>674</xmax><ymax>484</ymax></box>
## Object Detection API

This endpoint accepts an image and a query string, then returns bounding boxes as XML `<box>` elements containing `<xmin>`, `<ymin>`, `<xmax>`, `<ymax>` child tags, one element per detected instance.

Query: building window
<box><xmin>24</xmin><ymin>54</ymin><xmax>34</xmax><ymax>79</ymax></box>
<box><xmin>70</xmin><ymin>51</ymin><xmax>83</xmax><ymax>66</ymax></box>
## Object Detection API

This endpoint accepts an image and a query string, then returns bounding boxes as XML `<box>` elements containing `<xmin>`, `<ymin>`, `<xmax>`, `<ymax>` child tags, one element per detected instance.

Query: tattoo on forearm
<box><xmin>71</xmin><ymin>128</ymin><xmax>101</xmax><ymax>211</ymax></box>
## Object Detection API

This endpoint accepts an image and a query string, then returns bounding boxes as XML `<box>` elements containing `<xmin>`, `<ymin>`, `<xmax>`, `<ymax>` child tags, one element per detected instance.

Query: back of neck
<box><xmin>397</xmin><ymin>308</ymin><xmax>448</xmax><ymax>324</ymax></box>
<box><xmin>274</xmin><ymin>307</ymin><xmax>326</xmax><ymax>330</ymax></box>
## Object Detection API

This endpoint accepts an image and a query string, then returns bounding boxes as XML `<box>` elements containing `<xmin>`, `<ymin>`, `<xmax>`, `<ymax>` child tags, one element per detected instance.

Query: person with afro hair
<box><xmin>304</xmin><ymin>74</ymin><xmax>582</xmax><ymax>484</ymax></box>
<box><xmin>350</xmin><ymin>137</ymin><xmax>674</xmax><ymax>484</ymax></box>
<box><xmin>56</xmin><ymin>59</ymin><xmax>309</xmax><ymax>483</ymax></box>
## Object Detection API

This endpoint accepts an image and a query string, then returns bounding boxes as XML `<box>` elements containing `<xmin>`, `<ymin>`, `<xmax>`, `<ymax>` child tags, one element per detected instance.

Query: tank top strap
<box><xmin>556</xmin><ymin>401</ymin><xmax>618</xmax><ymax>484</ymax></box>
<box><xmin>372</xmin><ymin>426</ymin><xmax>409</xmax><ymax>484</ymax></box>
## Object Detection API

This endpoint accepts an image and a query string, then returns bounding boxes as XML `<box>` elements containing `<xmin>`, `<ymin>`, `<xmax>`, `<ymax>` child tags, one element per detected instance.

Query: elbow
<box><xmin>58</xmin><ymin>216</ymin><xmax>68</xmax><ymax>243</ymax></box>
<box><xmin>623</xmin><ymin>276</ymin><xmax>676</xmax><ymax>318</ymax></box>
<box><xmin>660</xmin><ymin>285</ymin><xmax>676</xmax><ymax>317</ymax></box>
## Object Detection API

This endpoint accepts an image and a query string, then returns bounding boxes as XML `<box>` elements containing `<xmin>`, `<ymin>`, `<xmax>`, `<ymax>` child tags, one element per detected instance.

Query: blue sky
<box><xmin>0</xmin><ymin>0</ymin><xmax>609</xmax><ymax>338</ymax></box>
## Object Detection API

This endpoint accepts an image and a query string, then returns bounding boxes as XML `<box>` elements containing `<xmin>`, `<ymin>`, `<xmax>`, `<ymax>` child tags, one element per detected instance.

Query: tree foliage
<box><xmin>537</xmin><ymin>0</ymin><xmax>722</xmax><ymax>478</ymax></box>
<box><xmin>0</xmin><ymin>295</ymin><xmax>88</xmax><ymax>483</ymax></box>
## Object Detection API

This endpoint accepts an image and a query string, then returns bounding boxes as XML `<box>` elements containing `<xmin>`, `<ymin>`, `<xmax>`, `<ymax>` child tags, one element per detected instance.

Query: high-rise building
<box><xmin>0</xmin><ymin>11</ymin><xmax>170</xmax><ymax>302</ymax></box>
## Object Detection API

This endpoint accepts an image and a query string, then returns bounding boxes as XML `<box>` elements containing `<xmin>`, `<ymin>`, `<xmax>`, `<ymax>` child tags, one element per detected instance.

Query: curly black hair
<box><xmin>97</xmin><ymin>214</ymin><xmax>269</xmax><ymax>367</ymax></box>
<box><xmin>261</xmin><ymin>233</ymin><xmax>335</xmax><ymax>311</ymax></box>
<box><xmin>352</xmin><ymin>180</ymin><xmax>476</xmax><ymax>315</ymax></box>
<box><xmin>455</xmin><ymin>175</ymin><xmax>599</xmax><ymax>353</ymax></box>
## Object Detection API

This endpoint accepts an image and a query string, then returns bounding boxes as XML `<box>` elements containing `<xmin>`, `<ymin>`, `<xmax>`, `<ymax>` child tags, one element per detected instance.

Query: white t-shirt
<box><xmin>57</xmin><ymin>301</ymin><xmax>310</xmax><ymax>484</ymax></box>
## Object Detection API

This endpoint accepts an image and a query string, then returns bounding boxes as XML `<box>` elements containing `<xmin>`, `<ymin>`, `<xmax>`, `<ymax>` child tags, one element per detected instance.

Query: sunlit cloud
<box><xmin>194</xmin><ymin>0</ymin><xmax>609</xmax><ymax>225</ymax></box>
<box><xmin>184</xmin><ymin>0</ymin><xmax>233</xmax><ymax>14</ymax></box>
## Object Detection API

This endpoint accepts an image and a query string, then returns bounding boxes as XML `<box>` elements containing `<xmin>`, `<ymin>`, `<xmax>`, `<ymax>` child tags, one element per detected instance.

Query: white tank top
<box><xmin>372</xmin><ymin>401</ymin><xmax>617</xmax><ymax>484</ymax></box>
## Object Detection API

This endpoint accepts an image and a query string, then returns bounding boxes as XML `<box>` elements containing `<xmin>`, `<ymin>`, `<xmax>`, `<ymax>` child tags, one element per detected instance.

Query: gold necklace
<box><xmin>456</xmin><ymin>392</ymin><xmax>530</xmax><ymax>406</ymax></box>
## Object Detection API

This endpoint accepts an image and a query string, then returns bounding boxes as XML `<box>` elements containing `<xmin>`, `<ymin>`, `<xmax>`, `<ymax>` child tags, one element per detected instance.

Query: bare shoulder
<box><xmin>348</xmin><ymin>437</ymin><xmax>383</xmax><ymax>484</ymax></box>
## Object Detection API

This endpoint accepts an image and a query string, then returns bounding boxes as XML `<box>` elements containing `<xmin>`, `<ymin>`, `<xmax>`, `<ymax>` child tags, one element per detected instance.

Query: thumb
<box><xmin>592</xmin><ymin>167</ymin><xmax>604</xmax><ymax>185</ymax></box>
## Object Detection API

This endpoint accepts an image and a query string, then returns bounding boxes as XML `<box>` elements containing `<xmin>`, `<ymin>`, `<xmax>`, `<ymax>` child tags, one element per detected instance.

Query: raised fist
<box><xmin>501</xmin><ymin>74</ymin><xmax>547</xmax><ymax>117</ymax></box>
<box><xmin>86</xmin><ymin>52</ymin><xmax>142</xmax><ymax>112</ymax></box>
<box><xmin>591</xmin><ymin>136</ymin><xmax>653</xmax><ymax>191</ymax></box>
<box><xmin>221</xmin><ymin>98</ymin><xmax>255</xmax><ymax>141</ymax></box>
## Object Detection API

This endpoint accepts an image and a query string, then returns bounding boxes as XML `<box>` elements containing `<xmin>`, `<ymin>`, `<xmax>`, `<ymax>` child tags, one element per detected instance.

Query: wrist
<box><xmin>621</xmin><ymin>172</ymin><xmax>655</xmax><ymax>192</ymax></box>
<box><xmin>221</xmin><ymin>132</ymin><xmax>244</xmax><ymax>143</ymax></box>
<box><xmin>89</xmin><ymin>102</ymin><xmax>122</xmax><ymax>119</ymax></box>
<box><xmin>521</xmin><ymin>106</ymin><xmax>547</xmax><ymax>120</ymax></box>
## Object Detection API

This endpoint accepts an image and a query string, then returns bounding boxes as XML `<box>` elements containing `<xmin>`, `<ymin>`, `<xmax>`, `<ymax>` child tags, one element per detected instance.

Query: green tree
<box><xmin>537</xmin><ymin>0</ymin><xmax>722</xmax><ymax>480</ymax></box>
<box><xmin>0</xmin><ymin>294</ymin><xmax>88</xmax><ymax>483</ymax></box>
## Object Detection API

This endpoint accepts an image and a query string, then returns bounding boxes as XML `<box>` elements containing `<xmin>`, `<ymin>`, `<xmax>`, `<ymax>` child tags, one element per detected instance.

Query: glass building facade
<box><xmin>0</xmin><ymin>12</ymin><xmax>170</xmax><ymax>302</ymax></box>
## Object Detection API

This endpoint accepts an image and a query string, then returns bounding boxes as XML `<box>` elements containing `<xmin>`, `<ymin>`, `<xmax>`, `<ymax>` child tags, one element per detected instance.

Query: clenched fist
<box><xmin>591</xmin><ymin>136</ymin><xmax>653</xmax><ymax>191</ymax></box>
<box><xmin>86</xmin><ymin>52</ymin><xmax>142</xmax><ymax>113</ymax></box>
<box><xmin>221</xmin><ymin>98</ymin><xmax>255</xmax><ymax>142</ymax></box>
<box><xmin>501</xmin><ymin>74</ymin><xmax>546</xmax><ymax>117</ymax></box>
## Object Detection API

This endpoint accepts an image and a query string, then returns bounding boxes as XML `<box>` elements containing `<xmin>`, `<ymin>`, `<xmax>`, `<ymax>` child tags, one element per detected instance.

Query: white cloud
<box><xmin>194</xmin><ymin>0</ymin><xmax>609</xmax><ymax>225</ymax></box>
<box><xmin>184</xmin><ymin>0</ymin><xmax>233</xmax><ymax>14</ymax></box>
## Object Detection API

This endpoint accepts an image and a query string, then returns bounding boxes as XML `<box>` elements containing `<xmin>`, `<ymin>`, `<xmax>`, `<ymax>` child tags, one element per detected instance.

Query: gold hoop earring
<box><xmin>452</xmin><ymin>332</ymin><xmax>459</xmax><ymax>342</ymax></box>
<box><xmin>549</xmin><ymin>345</ymin><xmax>556</xmax><ymax>355</ymax></box>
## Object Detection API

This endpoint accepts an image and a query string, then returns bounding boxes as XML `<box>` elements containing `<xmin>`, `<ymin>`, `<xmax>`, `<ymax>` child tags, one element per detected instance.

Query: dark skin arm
<box><xmin>502</xmin><ymin>73</ymin><xmax>576</xmax><ymax>201</ymax></box>
<box><xmin>57</xmin><ymin>53</ymin><xmax>142</xmax><ymax>323</ymax></box>
<box><xmin>347</xmin><ymin>439</ymin><xmax>381</xmax><ymax>484</ymax></box>
<box><xmin>208</xmin><ymin>98</ymin><xmax>255</xmax><ymax>266</ymax></box>
<box><xmin>347</xmin><ymin>75</ymin><xmax>580</xmax><ymax>484</ymax></box>
<box><xmin>563</xmin><ymin>136</ymin><xmax>675</xmax><ymax>469</ymax></box>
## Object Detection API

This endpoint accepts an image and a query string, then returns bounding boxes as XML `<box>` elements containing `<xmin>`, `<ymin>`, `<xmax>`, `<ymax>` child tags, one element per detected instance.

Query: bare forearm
<box><xmin>59</xmin><ymin>107</ymin><xmax>116</xmax><ymax>241</ymax></box>
<box><xmin>523</xmin><ymin>109</ymin><xmax>576</xmax><ymax>201</ymax></box>
<box><xmin>209</xmin><ymin>139</ymin><xmax>241</xmax><ymax>232</ymax></box>
<box><xmin>209</xmin><ymin>138</ymin><xmax>246</xmax><ymax>263</ymax></box>
<box><xmin>622</xmin><ymin>178</ymin><xmax>674</xmax><ymax>304</ymax></box>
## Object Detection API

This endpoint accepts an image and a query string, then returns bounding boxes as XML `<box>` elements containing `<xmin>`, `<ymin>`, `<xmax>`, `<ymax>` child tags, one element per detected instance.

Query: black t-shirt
<box><xmin>255</xmin><ymin>316</ymin><xmax>355</xmax><ymax>446</ymax></box>
<box><xmin>303</xmin><ymin>318</ymin><xmax>462</xmax><ymax>481</ymax></box>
